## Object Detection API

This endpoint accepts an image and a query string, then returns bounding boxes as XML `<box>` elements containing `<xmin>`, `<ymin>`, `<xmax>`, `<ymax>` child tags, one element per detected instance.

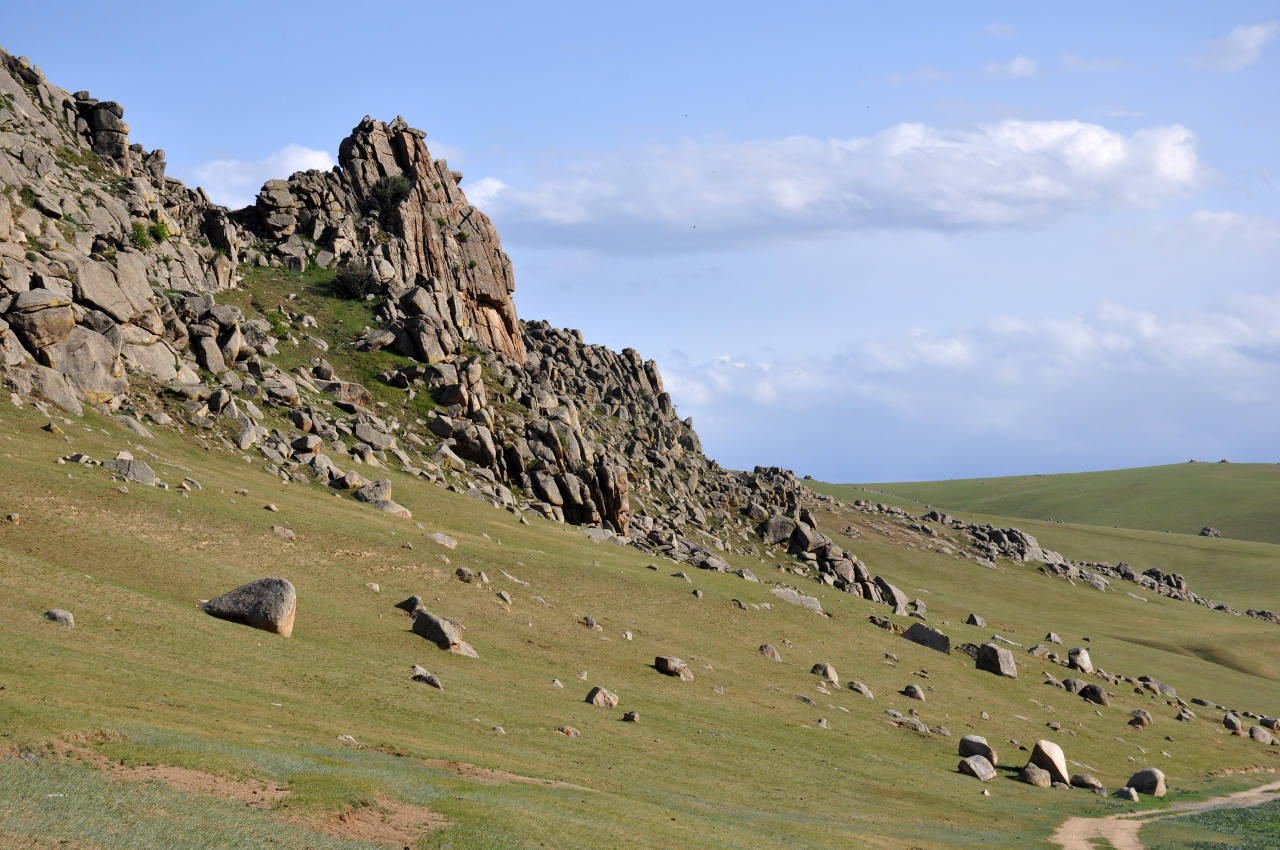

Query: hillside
<box><xmin>4</xmin><ymin>46</ymin><xmax>1280</xmax><ymax>850</ymax></box>
<box><xmin>812</xmin><ymin>463</ymin><xmax>1280</xmax><ymax>545</ymax></box>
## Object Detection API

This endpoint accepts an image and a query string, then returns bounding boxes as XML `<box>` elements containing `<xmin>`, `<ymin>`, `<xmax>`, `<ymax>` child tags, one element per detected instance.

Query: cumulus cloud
<box><xmin>1187</xmin><ymin>210</ymin><xmax>1280</xmax><ymax>250</ymax></box>
<box><xmin>1190</xmin><ymin>21</ymin><xmax>1278</xmax><ymax>71</ymax></box>
<box><xmin>475</xmin><ymin>120</ymin><xmax>1202</xmax><ymax>250</ymax></box>
<box><xmin>180</xmin><ymin>144</ymin><xmax>336</xmax><ymax>210</ymax></box>
<box><xmin>984</xmin><ymin>55</ymin><xmax>1039</xmax><ymax>78</ymax></box>
<box><xmin>663</xmin><ymin>295</ymin><xmax>1280</xmax><ymax>479</ymax></box>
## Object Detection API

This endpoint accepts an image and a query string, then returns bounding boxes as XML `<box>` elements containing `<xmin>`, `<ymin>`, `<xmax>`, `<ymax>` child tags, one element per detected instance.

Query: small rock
<box><xmin>759</xmin><ymin>643</ymin><xmax>782</xmax><ymax>662</ymax></box>
<box><xmin>848</xmin><ymin>680</ymin><xmax>874</xmax><ymax>699</ymax></box>
<box><xmin>959</xmin><ymin>735</ymin><xmax>998</xmax><ymax>766</ymax></box>
<box><xmin>427</xmin><ymin>532</ymin><xmax>457</xmax><ymax>549</ymax></box>
<box><xmin>810</xmin><ymin>662</ymin><xmax>839</xmax><ymax>687</ymax></box>
<box><xmin>1019</xmin><ymin>763</ymin><xmax>1051</xmax><ymax>788</ymax></box>
<box><xmin>622</xmin><ymin>711</ymin><xmax>639</xmax><ymax>723</ymax></box>
<box><xmin>901</xmin><ymin>684</ymin><xmax>926</xmax><ymax>701</ymax></box>
<box><xmin>264</xmin><ymin>503</ymin><xmax>279</xmax><ymax>512</ymax></box>
<box><xmin>959</xmin><ymin>755</ymin><xmax>997</xmax><ymax>782</ymax></box>
<box><xmin>43</xmin><ymin>609</ymin><xmax>74</xmax><ymax>628</ymax></box>
<box><xmin>586</xmin><ymin>686</ymin><xmax>620</xmax><ymax>708</ymax></box>
<box><xmin>557</xmin><ymin>726</ymin><xmax>581</xmax><ymax>738</ymax></box>
<box><xmin>655</xmin><ymin>656</ymin><xmax>695</xmax><ymax>681</ymax></box>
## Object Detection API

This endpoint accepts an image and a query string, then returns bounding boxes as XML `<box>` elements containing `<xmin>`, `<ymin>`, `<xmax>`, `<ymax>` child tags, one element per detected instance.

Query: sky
<box><xmin>6</xmin><ymin>2</ymin><xmax>1278</xmax><ymax>481</ymax></box>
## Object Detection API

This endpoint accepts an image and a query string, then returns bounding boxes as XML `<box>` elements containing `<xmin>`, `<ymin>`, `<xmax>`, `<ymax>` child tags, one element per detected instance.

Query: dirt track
<box><xmin>1051</xmin><ymin>779</ymin><xmax>1280</xmax><ymax>849</ymax></box>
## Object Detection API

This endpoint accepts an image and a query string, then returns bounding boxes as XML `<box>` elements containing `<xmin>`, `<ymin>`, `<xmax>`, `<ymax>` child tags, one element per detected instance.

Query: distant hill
<box><xmin>811</xmin><ymin>462</ymin><xmax>1280</xmax><ymax>544</ymax></box>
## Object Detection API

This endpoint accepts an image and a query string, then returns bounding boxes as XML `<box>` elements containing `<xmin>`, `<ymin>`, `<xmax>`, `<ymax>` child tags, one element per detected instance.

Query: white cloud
<box><xmin>986</xmin><ymin>22</ymin><xmax>1016</xmax><ymax>38</ymax></box>
<box><xmin>984</xmin><ymin>55</ymin><xmax>1039</xmax><ymax>78</ymax></box>
<box><xmin>1187</xmin><ymin>210</ymin><xmax>1280</xmax><ymax>250</ymax></box>
<box><xmin>663</xmin><ymin>295</ymin><xmax>1280</xmax><ymax>478</ymax></box>
<box><xmin>1061</xmin><ymin>52</ymin><xmax>1132</xmax><ymax>72</ymax></box>
<box><xmin>474</xmin><ymin>120</ymin><xmax>1202</xmax><ymax>249</ymax></box>
<box><xmin>1190</xmin><ymin>21</ymin><xmax>1279</xmax><ymax>71</ymax></box>
<box><xmin>179</xmin><ymin>144</ymin><xmax>336</xmax><ymax>209</ymax></box>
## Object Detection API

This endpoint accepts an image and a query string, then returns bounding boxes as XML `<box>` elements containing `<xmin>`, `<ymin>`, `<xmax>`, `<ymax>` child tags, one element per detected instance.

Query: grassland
<box><xmin>810</xmin><ymin>463</ymin><xmax>1280</xmax><ymax>545</ymax></box>
<box><xmin>3</xmin><ymin>397</ymin><xmax>1280</xmax><ymax>848</ymax></box>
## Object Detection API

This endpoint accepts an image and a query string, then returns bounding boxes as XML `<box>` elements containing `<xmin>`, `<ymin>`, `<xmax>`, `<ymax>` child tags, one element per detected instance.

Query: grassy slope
<box><xmin>3</xmin><ymin>401</ymin><xmax>1280</xmax><ymax>848</ymax></box>
<box><xmin>813</xmin><ymin>463</ymin><xmax>1280</xmax><ymax>545</ymax></box>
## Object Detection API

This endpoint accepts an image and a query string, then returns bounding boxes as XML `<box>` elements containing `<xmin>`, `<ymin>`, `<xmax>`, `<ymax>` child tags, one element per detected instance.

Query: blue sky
<box><xmin>7</xmin><ymin>2</ymin><xmax>1278</xmax><ymax>480</ymax></box>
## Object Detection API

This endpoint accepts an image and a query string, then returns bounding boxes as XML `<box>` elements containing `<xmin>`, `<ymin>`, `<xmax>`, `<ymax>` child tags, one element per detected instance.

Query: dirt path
<box><xmin>1051</xmin><ymin>779</ymin><xmax>1280</xmax><ymax>849</ymax></box>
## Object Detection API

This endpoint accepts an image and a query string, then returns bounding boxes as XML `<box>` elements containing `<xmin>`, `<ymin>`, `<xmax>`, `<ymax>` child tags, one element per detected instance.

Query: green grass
<box><xmin>1142</xmin><ymin>798</ymin><xmax>1280</xmax><ymax>849</ymax></box>
<box><xmin>4</xmin><ymin>399</ymin><xmax>1280</xmax><ymax>848</ymax></box>
<box><xmin>812</xmin><ymin>463</ymin><xmax>1280</xmax><ymax>544</ymax></box>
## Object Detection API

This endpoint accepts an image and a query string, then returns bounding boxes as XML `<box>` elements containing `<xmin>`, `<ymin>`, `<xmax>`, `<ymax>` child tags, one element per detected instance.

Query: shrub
<box><xmin>468</xmin><ymin>259</ymin><xmax>478</xmax><ymax>269</ymax></box>
<box><xmin>370</xmin><ymin>175</ymin><xmax>413</xmax><ymax>220</ymax></box>
<box><xmin>148</xmin><ymin>220</ymin><xmax>171</xmax><ymax>243</ymax></box>
<box><xmin>130</xmin><ymin>222</ymin><xmax>152</xmax><ymax>250</ymax></box>
<box><xmin>456</xmin><ymin>230</ymin><xmax>469</xmax><ymax>243</ymax></box>
<box><xmin>333</xmin><ymin>261</ymin><xmax>378</xmax><ymax>300</ymax></box>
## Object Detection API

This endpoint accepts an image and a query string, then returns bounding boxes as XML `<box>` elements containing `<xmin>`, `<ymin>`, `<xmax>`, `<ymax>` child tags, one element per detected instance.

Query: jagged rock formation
<box><xmin>0</xmin><ymin>44</ymin><xmax>818</xmax><ymax>569</ymax></box>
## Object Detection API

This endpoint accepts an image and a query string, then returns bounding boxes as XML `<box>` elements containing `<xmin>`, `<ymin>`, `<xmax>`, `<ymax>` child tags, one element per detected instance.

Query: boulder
<box><xmin>1129</xmin><ymin>709</ymin><xmax>1152</xmax><ymax>730</ymax></box>
<box><xmin>1249</xmin><ymin>725</ymin><xmax>1275</xmax><ymax>746</ymax></box>
<box><xmin>42</xmin><ymin>608</ymin><xmax>74</xmax><ymax>627</ymax></box>
<box><xmin>810</xmin><ymin>662</ymin><xmax>839</xmax><ymax>687</ymax></box>
<box><xmin>1078</xmin><ymin>684</ymin><xmax>1109</xmax><ymax>706</ymax></box>
<box><xmin>101</xmin><ymin>457</ymin><xmax>156</xmax><ymax>486</ymax></box>
<box><xmin>901</xmin><ymin>684</ymin><xmax>925</xmax><ymax>701</ymax></box>
<box><xmin>202</xmin><ymin>577</ymin><xmax>296</xmax><ymax>637</ymax></box>
<box><xmin>1067</xmin><ymin>647</ymin><xmax>1094</xmax><ymax>674</ymax></box>
<box><xmin>958</xmin><ymin>735</ymin><xmax>998</xmax><ymax>766</ymax></box>
<box><xmin>964</xmin><ymin>613</ymin><xmax>986</xmax><ymax>627</ymax></box>
<box><xmin>848</xmin><ymin>680</ymin><xmax>874</xmax><ymax>699</ymax></box>
<box><xmin>1071</xmin><ymin>774</ymin><xmax>1105</xmax><ymax>793</ymax></box>
<box><xmin>759</xmin><ymin>643</ymin><xmax>782</xmax><ymax>662</ymax></box>
<box><xmin>976</xmin><ymin>642</ymin><xmax>1017</xmax><ymax>678</ymax></box>
<box><xmin>1126</xmin><ymin>767</ymin><xmax>1166</xmax><ymax>797</ymax></box>
<box><xmin>586</xmin><ymin>686</ymin><xmax>619</xmax><ymax>708</ymax></box>
<box><xmin>655</xmin><ymin>656</ymin><xmax>694</xmax><ymax>681</ymax></box>
<box><xmin>758</xmin><ymin>514</ymin><xmax>797</xmax><ymax>545</ymax></box>
<box><xmin>1224</xmin><ymin>713</ymin><xmax>1244</xmax><ymax>734</ymax></box>
<box><xmin>902</xmin><ymin>622</ymin><xmax>951</xmax><ymax>654</ymax></box>
<box><xmin>1027</xmin><ymin>739</ymin><xmax>1070</xmax><ymax>785</ymax></box>
<box><xmin>1019</xmin><ymin>764</ymin><xmax>1051</xmax><ymax>788</ymax></box>
<box><xmin>412</xmin><ymin>609</ymin><xmax>477</xmax><ymax>657</ymax></box>
<box><xmin>8</xmin><ymin>289</ymin><xmax>74</xmax><ymax>349</ymax></box>
<box><xmin>959</xmin><ymin>755</ymin><xmax>997</xmax><ymax>782</ymax></box>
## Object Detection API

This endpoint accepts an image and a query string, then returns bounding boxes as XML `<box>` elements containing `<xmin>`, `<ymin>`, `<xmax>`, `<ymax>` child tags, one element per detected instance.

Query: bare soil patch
<box><xmin>421</xmin><ymin>757</ymin><xmax>595</xmax><ymax>791</ymax></box>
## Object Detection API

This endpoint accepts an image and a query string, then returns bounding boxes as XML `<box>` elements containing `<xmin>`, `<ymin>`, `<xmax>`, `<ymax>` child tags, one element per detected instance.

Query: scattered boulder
<box><xmin>586</xmin><ymin>686</ymin><xmax>619</xmax><ymax>708</ymax></box>
<box><xmin>1127</xmin><ymin>767</ymin><xmax>1166</xmax><ymax>797</ymax></box>
<box><xmin>556</xmin><ymin>726</ymin><xmax>581</xmax><ymax>738</ymax></box>
<box><xmin>901</xmin><ymin>684</ymin><xmax>925</xmax><ymax>701</ymax></box>
<box><xmin>959</xmin><ymin>755</ymin><xmax>997</xmax><ymax>782</ymax></box>
<box><xmin>958</xmin><ymin>735</ymin><xmax>998</xmax><ymax>766</ymax></box>
<box><xmin>622</xmin><ymin>711</ymin><xmax>639</xmax><ymax>723</ymax></box>
<box><xmin>1115</xmin><ymin>786</ymin><xmax>1139</xmax><ymax>802</ymax></box>
<box><xmin>427</xmin><ymin>532</ymin><xmax>458</xmax><ymax>549</ymax></box>
<box><xmin>1078</xmin><ymin>684</ymin><xmax>1110</xmax><ymax>707</ymax></box>
<box><xmin>1067</xmin><ymin>647</ymin><xmax>1094</xmax><ymax>674</ymax></box>
<box><xmin>975</xmin><ymin>642</ymin><xmax>1017</xmax><ymax>678</ymax></box>
<box><xmin>759</xmin><ymin>643</ymin><xmax>782</xmax><ymax>662</ymax></box>
<box><xmin>1027</xmin><ymin>739</ymin><xmax>1070</xmax><ymax>785</ymax></box>
<box><xmin>1045</xmin><ymin>632</ymin><xmax>1063</xmax><ymax>644</ymax></box>
<box><xmin>848</xmin><ymin>681</ymin><xmax>874</xmax><ymax>699</ymax></box>
<box><xmin>1249</xmin><ymin>725</ymin><xmax>1275</xmax><ymax>746</ymax></box>
<box><xmin>1019</xmin><ymin>764</ymin><xmax>1051</xmax><ymax>788</ymax></box>
<box><xmin>1070</xmin><ymin>774</ymin><xmax>1105</xmax><ymax>794</ymax></box>
<box><xmin>902</xmin><ymin>622</ymin><xmax>951</xmax><ymax>654</ymax></box>
<box><xmin>101</xmin><ymin>457</ymin><xmax>156</xmax><ymax>486</ymax></box>
<box><xmin>412</xmin><ymin>609</ymin><xmax>477</xmax><ymax>657</ymax></box>
<box><xmin>964</xmin><ymin>613</ymin><xmax>986</xmax><ymax>627</ymax></box>
<box><xmin>1129</xmin><ymin>709</ymin><xmax>1153</xmax><ymax>731</ymax></box>
<box><xmin>1199</xmin><ymin>526</ymin><xmax>1221</xmax><ymax>538</ymax></box>
<box><xmin>655</xmin><ymin>656</ymin><xmax>694</xmax><ymax>681</ymax></box>
<box><xmin>411</xmin><ymin>665</ymin><xmax>442</xmax><ymax>689</ymax></box>
<box><xmin>42</xmin><ymin>608</ymin><xmax>74</xmax><ymax>627</ymax></box>
<box><xmin>201</xmin><ymin>577</ymin><xmax>296</xmax><ymax>637</ymax></box>
<box><xmin>810</xmin><ymin>662</ymin><xmax>839</xmax><ymax>687</ymax></box>
<box><xmin>1224</xmin><ymin>713</ymin><xmax>1244</xmax><ymax>734</ymax></box>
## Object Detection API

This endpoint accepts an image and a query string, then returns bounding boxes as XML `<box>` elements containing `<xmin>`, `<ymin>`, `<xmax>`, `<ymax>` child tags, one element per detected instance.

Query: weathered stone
<box><xmin>1071</xmin><ymin>774</ymin><xmax>1105</xmax><ymax>793</ymax></box>
<box><xmin>202</xmin><ymin>577</ymin><xmax>296</xmax><ymax>637</ymax></box>
<box><xmin>1249</xmin><ymin>725</ymin><xmax>1275</xmax><ymax>745</ymax></box>
<box><xmin>959</xmin><ymin>755</ymin><xmax>997</xmax><ymax>782</ymax></box>
<box><xmin>101</xmin><ymin>457</ymin><xmax>156</xmax><ymax>486</ymax></box>
<box><xmin>759</xmin><ymin>643</ymin><xmax>782</xmax><ymax>662</ymax></box>
<box><xmin>1078</xmin><ymin>684</ymin><xmax>1109</xmax><ymax>706</ymax></box>
<box><xmin>655</xmin><ymin>656</ymin><xmax>694</xmax><ymax>681</ymax></box>
<box><xmin>810</xmin><ymin>662</ymin><xmax>839</xmax><ymax>687</ymax></box>
<box><xmin>848</xmin><ymin>680</ymin><xmax>874</xmax><ymax>699</ymax></box>
<box><xmin>901</xmin><ymin>684</ymin><xmax>925</xmax><ymax>701</ymax></box>
<box><xmin>586</xmin><ymin>686</ymin><xmax>619</xmax><ymax>708</ymax></box>
<box><xmin>1127</xmin><ymin>767</ymin><xmax>1166</xmax><ymax>797</ymax></box>
<box><xmin>1067</xmin><ymin>647</ymin><xmax>1094</xmax><ymax>674</ymax></box>
<box><xmin>976</xmin><ymin>642</ymin><xmax>1017</xmax><ymax>678</ymax></box>
<box><xmin>959</xmin><ymin>735</ymin><xmax>998</xmax><ymax>766</ymax></box>
<box><xmin>964</xmin><ymin>613</ymin><xmax>986</xmax><ymax>627</ymax></box>
<box><xmin>1019</xmin><ymin>764</ymin><xmax>1051</xmax><ymax>788</ymax></box>
<box><xmin>43</xmin><ymin>608</ymin><xmax>74</xmax><ymax>627</ymax></box>
<box><xmin>411</xmin><ymin>609</ymin><xmax>477</xmax><ymax>657</ymax></box>
<box><xmin>1027</xmin><ymin>740</ymin><xmax>1070</xmax><ymax>785</ymax></box>
<box><xmin>903</xmin><ymin>622</ymin><xmax>951</xmax><ymax>654</ymax></box>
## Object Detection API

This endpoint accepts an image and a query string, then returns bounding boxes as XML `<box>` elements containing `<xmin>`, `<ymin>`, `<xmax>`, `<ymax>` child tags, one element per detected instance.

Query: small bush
<box><xmin>456</xmin><ymin>230</ymin><xmax>469</xmax><ymax>243</ymax></box>
<box><xmin>148</xmin><ymin>221</ymin><xmax>171</xmax><ymax>243</ymax></box>
<box><xmin>130</xmin><ymin>222</ymin><xmax>152</xmax><ymax>250</ymax></box>
<box><xmin>434</xmin><ymin>217</ymin><xmax>447</xmax><ymax>228</ymax></box>
<box><xmin>371</xmin><ymin>175</ymin><xmax>413</xmax><ymax>220</ymax></box>
<box><xmin>468</xmin><ymin>259</ymin><xmax>478</xmax><ymax>269</ymax></box>
<box><xmin>333</xmin><ymin>261</ymin><xmax>378</xmax><ymax>300</ymax></box>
